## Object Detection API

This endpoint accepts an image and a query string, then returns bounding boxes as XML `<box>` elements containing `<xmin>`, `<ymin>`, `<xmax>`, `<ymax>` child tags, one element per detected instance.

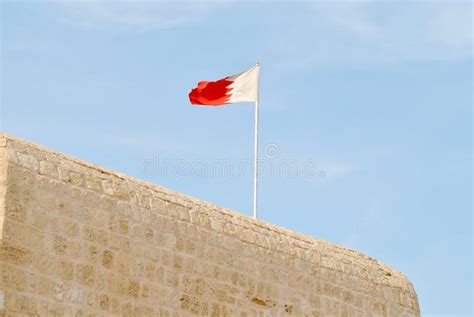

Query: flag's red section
<box><xmin>189</xmin><ymin>78</ymin><xmax>232</xmax><ymax>106</ymax></box>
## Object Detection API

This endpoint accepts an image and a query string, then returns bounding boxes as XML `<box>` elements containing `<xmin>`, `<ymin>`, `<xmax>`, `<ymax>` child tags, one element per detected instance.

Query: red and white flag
<box><xmin>189</xmin><ymin>65</ymin><xmax>259</xmax><ymax>106</ymax></box>
<box><xmin>188</xmin><ymin>63</ymin><xmax>261</xmax><ymax>219</ymax></box>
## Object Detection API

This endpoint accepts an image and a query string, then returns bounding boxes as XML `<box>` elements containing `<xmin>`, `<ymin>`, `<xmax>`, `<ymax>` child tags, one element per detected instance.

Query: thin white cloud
<box><xmin>312</xmin><ymin>1</ymin><xmax>381</xmax><ymax>39</ymax></box>
<box><xmin>273</xmin><ymin>1</ymin><xmax>472</xmax><ymax>69</ymax></box>
<box><xmin>319</xmin><ymin>161</ymin><xmax>356</xmax><ymax>181</ymax></box>
<box><xmin>49</xmin><ymin>0</ymin><xmax>234</xmax><ymax>31</ymax></box>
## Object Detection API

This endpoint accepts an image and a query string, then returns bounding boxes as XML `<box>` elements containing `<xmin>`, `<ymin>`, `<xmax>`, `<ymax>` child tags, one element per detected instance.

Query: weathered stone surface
<box><xmin>0</xmin><ymin>132</ymin><xmax>420</xmax><ymax>316</ymax></box>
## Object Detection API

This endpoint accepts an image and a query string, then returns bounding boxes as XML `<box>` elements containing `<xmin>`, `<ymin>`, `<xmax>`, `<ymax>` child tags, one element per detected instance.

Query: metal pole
<box><xmin>253</xmin><ymin>61</ymin><xmax>260</xmax><ymax>219</ymax></box>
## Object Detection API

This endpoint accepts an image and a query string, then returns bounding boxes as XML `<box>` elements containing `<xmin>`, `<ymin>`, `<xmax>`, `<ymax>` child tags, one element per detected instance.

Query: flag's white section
<box><xmin>227</xmin><ymin>65</ymin><xmax>260</xmax><ymax>103</ymax></box>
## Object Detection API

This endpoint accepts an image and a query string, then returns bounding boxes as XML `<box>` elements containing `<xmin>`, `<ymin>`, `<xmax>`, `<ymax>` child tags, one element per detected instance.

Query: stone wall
<box><xmin>0</xmin><ymin>133</ymin><xmax>420</xmax><ymax>316</ymax></box>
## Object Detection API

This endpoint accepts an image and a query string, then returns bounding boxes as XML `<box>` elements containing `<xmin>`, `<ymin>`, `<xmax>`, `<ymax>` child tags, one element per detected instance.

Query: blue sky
<box><xmin>1</xmin><ymin>0</ymin><xmax>472</xmax><ymax>315</ymax></box>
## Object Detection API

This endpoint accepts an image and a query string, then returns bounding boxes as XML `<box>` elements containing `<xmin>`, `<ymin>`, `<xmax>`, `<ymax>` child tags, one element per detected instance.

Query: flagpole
<box><xmin>253</xmin><ymin>60</ymin><xmax>260</xmax><ymax>219</ymax></box>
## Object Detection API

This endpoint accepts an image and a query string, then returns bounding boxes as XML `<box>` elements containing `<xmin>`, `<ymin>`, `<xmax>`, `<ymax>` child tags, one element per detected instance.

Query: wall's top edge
<box><xmin>0</xmin><ymin>132</ymin><xmax>418</xmax><ymax>300</ymax></box>
<box><xmin>0</xmin><ymin>132</ymin><xmax>6</xmax><ymax>147</ymax></box>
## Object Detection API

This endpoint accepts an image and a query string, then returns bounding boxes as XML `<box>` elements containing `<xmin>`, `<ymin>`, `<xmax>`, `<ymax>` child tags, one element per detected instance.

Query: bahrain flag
<box><xmin>189</xmin><ymin>65</ymin><xmax>259</xmax><ymax>106</ymax></box>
